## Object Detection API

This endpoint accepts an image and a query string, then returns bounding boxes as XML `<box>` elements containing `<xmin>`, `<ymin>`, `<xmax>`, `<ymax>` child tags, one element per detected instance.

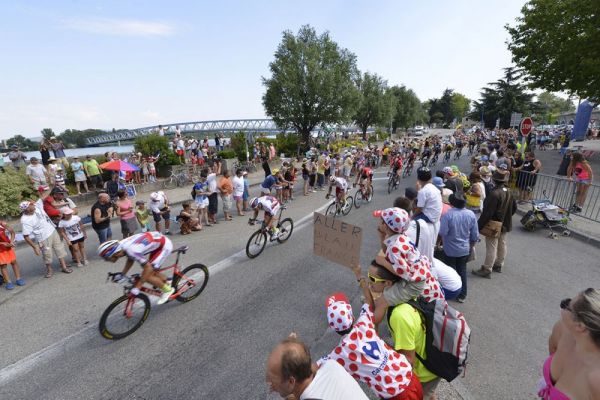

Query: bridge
<box><xmin>85</xmin><ymin>119</ymin><xmax>364</xmax><ymax>145</ymax></box>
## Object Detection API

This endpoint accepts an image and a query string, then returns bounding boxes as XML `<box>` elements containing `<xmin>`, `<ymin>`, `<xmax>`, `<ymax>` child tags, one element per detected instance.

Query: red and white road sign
<box><xmin>520</xmin><ymin>117</ymin><xmax>533</xmax><ymax>135</ymax></box>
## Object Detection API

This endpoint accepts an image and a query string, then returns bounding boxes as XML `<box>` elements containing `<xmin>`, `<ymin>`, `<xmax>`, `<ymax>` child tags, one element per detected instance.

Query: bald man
<box><xmin>265</xmin><ymin>337</ymin><xmax>367</xmax><ymax>400</ymax></box>
<box><xmin>91</xmin><ymin>192</ymin><xmax>114</xmax><ymax>243</ymax></box>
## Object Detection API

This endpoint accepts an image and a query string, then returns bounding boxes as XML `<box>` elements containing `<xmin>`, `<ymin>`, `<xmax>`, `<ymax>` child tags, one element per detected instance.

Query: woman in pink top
<box><xmin>567</xmin><ymin>152</ymin><xmax>594</xmax><ymax>213</ymax></box>
<box><xmin>116</xmin><ymin>190</ymin><xmax>137</xmax><ymax>238</ymax></box>
<box><xmin>538</xmin><ymin>288</ymin><xmax>600</xmax><ymax>399</ymax></box>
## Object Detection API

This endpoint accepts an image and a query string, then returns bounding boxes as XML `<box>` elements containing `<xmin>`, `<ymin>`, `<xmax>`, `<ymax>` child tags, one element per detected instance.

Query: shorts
<box><xmin>383</xmin><ymin>280</ymin><xmax>425</xmax><ymax>306</ymax></box>
<box><xmin>0</xmin><ymin>247</ymin><xmax>17</xmax><ymax>265</ymax></box>
<box><xmin>121</xmin><ymin>217</ymin><xmax>138</xmax><ymax>236</ymax></box>
<box><xmin>70</xmin><ymin>237</ymin><xmax>85</xmax><ymax>245</ymax></box>
<box><xmin>195</xmin><ymin>197</ymin><xmax>209</xmax><ymax>209</ymax></box>
<box><xmin>176</xmin><ymin>149</ymin><xmax>184</xmax><ymax>156</ymax></box>
<box><xmin>266</xmin><ymin>205</ymin><xmax>281</xmax><ymax>217</ymax></box>
<box><xmin>148</xmin><ymin>239</ymin><xmax>173</xmax><ymax>270</ymax></box>
<box><xmin>335</xmin><ymin>187</ymin><xmax>346</xmax><ymax>196</ymax></box>
<box><xmin>260</xmin><ymin>186</ymin><xmax>271</xmax><ymax>195</ymax></box>
<box><xmin>94</xmin><ymin>226</ymin><xmax>113</xmax><ymax>243</ymax></box>
<box><xmin>208</xmin><ymin>192</ymin><xmax>218</xmax><ymax>214</ymax></box>
<box><xmin>221</xmin><ymin>194</ymin><xmax>232</xmax><ymax>212</ymax></box>
<box><xmin>152</xmin><ymin>211</ymin><xmax>170</xmax><ymax>223</ymax></box>
<box><xmin>575</xmin><ymin>178</ymin><xmax>591</xmax><ymax>185</ymax></box>
<box><xmin>39</xmin><ymin>231</ymin><xmax>68</xmax><ymax>265</ymax></box>
<box><xmin>233</xmin><ymin>195</ymin><xmax>243</xmax><ymax>201</ymax></box>
<box><xmin>388</xmin><ymin>376</ymin><xmax>423</xmax><ymax>400</ymax></box>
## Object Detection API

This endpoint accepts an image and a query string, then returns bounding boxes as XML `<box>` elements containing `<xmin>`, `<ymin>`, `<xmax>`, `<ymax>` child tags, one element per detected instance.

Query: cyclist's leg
<box><xmin>143</xmin><ymin>264</ymin><xmax>167</xmax><ymax>289</ymax></box>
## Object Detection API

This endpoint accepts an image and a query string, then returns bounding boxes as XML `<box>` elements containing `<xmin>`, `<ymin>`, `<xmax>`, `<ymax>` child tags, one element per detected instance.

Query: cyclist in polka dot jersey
<box><xmin>318</xmin><ymin>290</ymin><xmax>423</xmax><ymax>400</ymax></box>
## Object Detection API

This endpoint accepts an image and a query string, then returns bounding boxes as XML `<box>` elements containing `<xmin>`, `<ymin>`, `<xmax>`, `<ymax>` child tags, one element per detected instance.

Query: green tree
<box><xmin>389</xmin><ymin>85</ymin><xmax>424</xmax><ymax>130</ymax></box>
<box><xmin>59</xmin><ymin>129</ymin><xmax>107</xmax><ymax>148</ymax></box>
<box><xmin>533</xmin><ymin>92</ymin><xmax>575</xmax><ymax>124</ymax></box>
<box><xmin>506</xmin><ymin>0</ymin><xmax>600</xmax><ymax>101</ymax></box>
<box><xmin>0</xmin><ymin>167</ymin><xmax>37</xmax><ymax>217</ymax></box>
<box><xmin>133</xmin><ymin>134</ymin><xmax>180</xmax><ymax>167</ymax></box>
<box><xmin>450</xmin><ymin>92</ymin><xmax>471</xmax><ymax>122</ymax></box>
<box><xmin>40</xmin><ymin>128</ymin><xmax>55</xmax><ymax>140</ymax></box>
<box><xmin>353</xmin><ymin>72</ymin><xmax>393</xmax><ymax>139</ymax></box>
<box><xmin>6</xmin><ymin>135</ymin><xmax>36</xmax><ymax>151</ymax></box>
<box><xmin>262</xmin><ymin>25</ymin><xmax>359</xmax><ymax>150</ymax></box>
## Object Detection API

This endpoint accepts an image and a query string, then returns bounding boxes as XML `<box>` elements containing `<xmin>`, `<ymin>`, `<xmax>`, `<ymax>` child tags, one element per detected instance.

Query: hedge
<box><xmin>0</xmin><ymin>167</ymin><xmax>37</xmax><ymax>217</ymax></box>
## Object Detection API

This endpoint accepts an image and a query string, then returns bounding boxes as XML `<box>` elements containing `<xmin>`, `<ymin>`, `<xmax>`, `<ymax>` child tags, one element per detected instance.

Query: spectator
<box><xmin>105</xmin><ymin>172</ymin><xmax>123</xmax><ymax>202</ymax></box>
<box><xmin>439</xmin><ymin>193</ymin><xmax>479</xmax><ymax>303</ymax></box>
<box><xmin>192</xmin><ymin>171</ymin><xmax>210</xmax><ymax>228</ymax></box>
<box><xmin>442</xmin><ymin>166</ymin><xmax>464</xmax><ymax>195</ymax></box>
<box><xmin>58</xmin><ymin>207</ymin><xmax>88</xmax><ymax>267</ymax></box>
<box><xmin>218</xmin><ymin>170</ymin><xmax>234</xmax><ymax>221</ymax></box>
<box><xmin>393</xmin><ymin>196</ymin><xmax>435</xmax><ymax>263</ymax></box>
<box><xmin>473</xmin><ymin>171</ymin><xmax>517</xmax><ymax>278</ymax></box>
<box><xmin>478</xmin><ymin>166</ymin><xmax>494</xmax><ymax>197</ymax></box>
<box><xmin>269</xmin><ymin>142</ymin><xmax>276</xmax><ymax>161</ymax></box>
<box><xmin>91</xmin><ymin>193</ymin><xmax>114</xmax><ymax>243</ymax></box>
<box><xmin>0</xmin><ymin>220</ymin><xmax>24</xmax><ymax>289</ymax></box>
<box><xmin>232</xmin><ymin>169</ymin><xmax>245</xmax><ymax>216</ymax></box>
<box><xmin>149</xmin><ymin>191</ymin><xmax>172</xmax><ymax>235</ymax></box>
<box><xmin>8</xmin><ymin>145</ymin><xmax>27</xmax><ymax>170</ymax></box>
<box><xmin>214</xmin><ymin>134</ymin><xmax>221</xmax><ymax>153</ymax></box>
<box><xmin>50</xmin><ymin>137</ymin><xmax>68</xmax><ymax>169</ymax></box>
<box><xmin>540</xmin><ymin>288</ymin><xmax>600</xmax><ymax>399</ymax></box>
<box><xmin>25</xmin><ymin>157</ymin><xmax>49</xmax><ymax>191</ymax></box>
<box><xmin>414</xmin><ymin>167</ymin><xmax>443</xmax><ymax>236</ymax></box>
<box><xmin>260</xmin><ymin>170</ymin><xmax>278</xmax><ymax>196</ymax></box>
<box><xmin>135</xmin><ymin>200</ymin><xmax>152</xmax><ymax>232</ymax></box>
<box><xmin>53</xmin><ymin>169</ymin><xmax>67</xmax><ymax>192</ymax></box>
<box><xmin>20</xmin><ymin>200</ymin><xmax>72</xmax><ymax>277</ymax></box>
<box><xmin>319</xmin><ymin>283</ymin><xmax>423</xmax><ymax>399</ymax></box>
<box><xmin>206</xmin><ymin>168</ymin><xmax>219</xmax><ymax>224</ymax></box>
<box><xmin>466</xmin><ymin>172</ymin><xmax>485</xmax><ymax>214</ymax></box>
<box><xmin>515</xmin><ymin>151</ymin><xmax>542</xmax><ymax>202</ymax></box>
<box><xmin>70</xmin><ymin>156</ymin><xmax>89</xmax><ymax>195</ymax></box>
<box><xmin>178</xmin><ymin>201</ymin><xmax>202</xmax><ymax>234</ymax></box>
<box><xmin>43</xmin><ymin>186</ymin><xmax>70</xmax><ymax>224</ymax></box>
<box><xmin>265</xmin><ymin>337</ymin><xmax>368</xmax><ymax>400</ymax></box>
<box><xmin>83</xmin><ymin>155</ymin><xmax>103</xmax><ymax>189</ymax></box>
<box><xmin>301</xmin><ymin>159</ymin><xmax>310</xmax><ymax>196</ymax></box>
<box><xmin>116</xmin><ymin>189</ymin><xmax>137</xmax><ymax>238</ymax></box>
<box><xmin>567</xmin><ymin>152</ymin><xmax>594</xmax><ymax>213</ymax></box>
<box><xmin>242</xmin><ymin>171</ymin><xmax>250</xmax><ymax>211</ymax></box>
<box><xmin>317</xmin><ymin>153</ymin><xmax>326</xmax><ymax>190</ymax></box>
<box><xmin>39</xmin><ymin>140</ymin><xmax>51</xmax><ymax>171</ymax></box>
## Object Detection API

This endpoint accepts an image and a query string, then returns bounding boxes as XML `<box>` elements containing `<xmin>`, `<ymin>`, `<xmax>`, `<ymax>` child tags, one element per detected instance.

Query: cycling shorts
<box><xmin>148</xmin><ymin>239</ymin><xmax>173</xmax><ymax>270</ymax></box>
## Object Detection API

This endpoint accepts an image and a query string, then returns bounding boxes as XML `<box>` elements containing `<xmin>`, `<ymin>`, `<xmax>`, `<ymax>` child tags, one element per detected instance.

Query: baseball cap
<box><xmin>442</xmin><ymin>166</ymin><xmax>453</xmax><ymax>175</ymax></box>
<box><xmin>150</xmin><ymin>192</ymin><xmax>160</xmax><ymax>201</ymax></box>
<box><xmin>271</xmin><ymin>168</ymin><xmax>279</xmax><ymax>174</ymax></box>
<box><xmin>19</xmin><ymin>200</ymin><xmax>34</xmax><ymax>211</ymax></box>
<box><xmin>497</xmin><ymin>163</ymin><xmax>508</xmax><ymax>171</ymax></box>
<box><xmin>60</xmin><ymin>207</ymin><xmax>74</xmax><ymax>215</ymax></box>
<box><xmin>432</xmin><ymin>177</ymin><xmax>445</xmax><ymax>188</ymax></box>
<box><xmin>479</xmin><ymin>166</ymin><xmax>492</xmax><ymax>176</ymax></box>
<box><xmin>373</xmin><ymin>207</ymin><xmax>411</xmax><ymax>234</ymax></box>
<box><xmin>325</xmin><ymin>292</ymin><xmax>354</xmax><ymax>332</ymax></box>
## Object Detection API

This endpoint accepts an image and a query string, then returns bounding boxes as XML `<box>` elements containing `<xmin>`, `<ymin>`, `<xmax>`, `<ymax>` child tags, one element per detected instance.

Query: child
<box><xmin>148</xmin><ymin>156</ymin><xmax>157</xmax><ymax>183</ymax></box>
<box><xmin>192</xmin><ymin>173</ymin><xmax>211</xmax><ymax>227</ymax></box>
<box><xmin>0</xmin><ymin>220</ymin><xmax>24</xmax><ymax>289</ymax></box>
<box><xmin>141</xmin><ymin>158</ymin><xmax>149</xmax><ymax>183</ymax></box>
<box><xmin>135</xmin><ymin>200</ymin><xmax>152</xmax><ymax>232</ymax></box>
<box><xmin>242</xmin><ymin>171</ymin><xmax>250</xmax><ymax>211</ymax></box>
<box><xmin>58</xmin><ymin>207</ymin><xmax>88</xmax><ymax>267</ymax></box>
<box><xmin>54</xmin><ymin>169</ymin><xmax>67</xmax><ymax>192</ymax></box>
<box><xmin>178</xmin><ymin>201</ymin><xmax>202</xmax><ymax>234</ymax></box>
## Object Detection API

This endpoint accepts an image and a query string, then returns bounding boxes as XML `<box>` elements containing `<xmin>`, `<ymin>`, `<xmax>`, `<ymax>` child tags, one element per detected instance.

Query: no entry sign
<box><xmin>520</xmin><ymin>117</ymin><xmax>533</xmax><ymax>136</ymax></box>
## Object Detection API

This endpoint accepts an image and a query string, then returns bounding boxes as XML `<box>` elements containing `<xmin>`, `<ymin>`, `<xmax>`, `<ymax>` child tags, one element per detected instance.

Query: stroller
<box><xmin>520</xmin><ymin>193</ymin><xmax>571</xmax><ymax>239</ymax></box>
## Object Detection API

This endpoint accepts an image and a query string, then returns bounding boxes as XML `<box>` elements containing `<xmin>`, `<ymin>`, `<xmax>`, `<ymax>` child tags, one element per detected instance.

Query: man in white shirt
<box><xmin>232</xmin><ymin>169</ymin><xmax>245</xmax><ymax>216</ymax></box>
<box><xmin>414</xmin><ymin>168</ymin><xmax>443</xmax><ymax>237</ymax></box>
<box><xmin>149</xmin><ymin>191</ymin><xmax>171</xmax><ymax>235</ymax></box>
<box><xmin>25</xmin><ymin>157</ymin><xmax>49</xmax><ymax>190</ymax></box>
<box><xmin>206</xmin><ymin>171</ymin><xmax>219</xmax><ymax>224</ymax></box>
<box><xmin>266</xmin><ymin>337</ymin><xmax>368</xmax><ymax>400</ymax></box>
<box><xmin>20</xmin><ymin>200</ymin><xmax>71</xmax><ymax>277</ymax></box>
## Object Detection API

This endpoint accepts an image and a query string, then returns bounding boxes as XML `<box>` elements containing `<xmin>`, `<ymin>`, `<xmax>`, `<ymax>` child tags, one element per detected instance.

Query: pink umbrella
<box><xmin>99</xmin><ymin>159</ymin><xmax>139</xmax><ymax>172</ymax></box>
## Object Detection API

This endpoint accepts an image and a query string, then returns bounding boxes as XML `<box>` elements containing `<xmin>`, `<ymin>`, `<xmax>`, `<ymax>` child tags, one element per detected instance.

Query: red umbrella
<box><xmin>99</xmin><ymin>159</ymin><xmax>139</xmax><ymax>172</ymax></box>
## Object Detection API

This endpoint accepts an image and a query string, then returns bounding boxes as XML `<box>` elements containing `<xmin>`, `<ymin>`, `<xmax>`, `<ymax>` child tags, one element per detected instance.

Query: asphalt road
<box><xmin>1</xmin><ymin>133</ymin><xmax>598</xmax><ymax>399</ymax></box>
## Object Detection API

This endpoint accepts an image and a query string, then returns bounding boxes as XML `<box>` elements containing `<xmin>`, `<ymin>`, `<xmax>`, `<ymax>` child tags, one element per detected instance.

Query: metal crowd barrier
<box><xmin>509</xmin><ymin>171</ymin><xmax>600</xmax><ymax>222</ymax></box>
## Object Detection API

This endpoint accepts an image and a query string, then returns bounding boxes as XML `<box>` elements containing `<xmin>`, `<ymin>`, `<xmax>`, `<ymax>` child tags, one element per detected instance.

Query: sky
<box><xmin>0</xmin><ymin>0</ymin><xmax>528</xmax><ymax>139</ymax></box>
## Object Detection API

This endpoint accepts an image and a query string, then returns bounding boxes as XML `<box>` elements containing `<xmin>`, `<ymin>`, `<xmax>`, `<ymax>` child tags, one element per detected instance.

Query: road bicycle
<box><xmin>430</xmin><ymin>153</ymin><xmax>439</xmax><ymax>166</ymax></box>
<box><xmin>453</xmin><ymin>147</ymin><xmax>462</xmax><ymax>160</ymax></box>
<box><xmin>402</xmin><ymin>162</ymin><xmax>414</xmax><ymax>178</ymax></box>
<box><xmin>246</xmin><ymin>206</ymin><xmax>294</xmax><ymax>258</ymax></box>
<box><xmin>353</xmin><ymin>181</ymin><xmax>373</xmax><ymax>208</ymax></box>
<box><xmin>325</xmin><ymin>191</ymin><xmax>353</xmax><ymax>218</ymax></box>
<box><xmin>232</xmin><ymin>160</ymin><xmax>257</xmax><ymax>173</ymax></box>
<box><xmin>443</xmin><ymin>151</ymin><xmax>451</xmax><ymax>163</ymax></box>
<box><xmin>99</xmin><ymin>245</ymin><xmax>209</xmax><ymax>340</ymax></box>
<box><xmin>387</xmin><ymin>172</ymin><xmax>400</xmax><ymax>194</ymax></box>
<box><xmin>163</xmin><ymin>169</ymin><xmax>197</xmax><ymax>189</ymax></box>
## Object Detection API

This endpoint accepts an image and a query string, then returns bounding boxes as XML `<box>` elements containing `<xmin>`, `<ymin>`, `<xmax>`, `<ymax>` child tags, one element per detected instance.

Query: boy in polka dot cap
<box><xmin>319</xmin><ymin>288</ymin><xmax>423</xmax><ymax>400</ymax></box>
<box><xmin>370</xmin><ymin>207</ymin><xmax>444</xmax><ymax>326</ymax></box>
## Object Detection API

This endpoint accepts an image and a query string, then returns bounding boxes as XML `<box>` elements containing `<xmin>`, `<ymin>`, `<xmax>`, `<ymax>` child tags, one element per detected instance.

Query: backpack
<box><xmin>387</xmin><ymin>297</ymin><xmax>471</xmax><ymax>382</ymax></box>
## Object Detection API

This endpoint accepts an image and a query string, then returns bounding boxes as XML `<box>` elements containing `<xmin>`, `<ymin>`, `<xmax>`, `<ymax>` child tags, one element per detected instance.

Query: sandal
<box><xmin>61</xmin><ymin>267</ymin><xmax>73</xmax><ymax>274</ymax></box>
<box><xmin>45</xmin><ymin>269</ymin><xmax>53</xmax><ymax>278</ymax></box>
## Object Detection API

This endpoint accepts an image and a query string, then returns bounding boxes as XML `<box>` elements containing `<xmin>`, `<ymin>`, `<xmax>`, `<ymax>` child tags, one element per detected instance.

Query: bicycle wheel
<box><xmin>277</xmin><ymin>218</ymin><xmax>294</xmax><ymax>243</ymax></box>
<box><xmin>99</xmin><ymin>293</ymin><xmax>151</xmax><ymax>340</ymax></box>
<box><xmin>172</xmin><ymin>264</ymin><xmax>209</xmax><ymax>303</ymax></box>
<box><xmin>246</xmin><ymin>230</ymin><xmax>267</xmax><ymax>258</ymax></box>
<box><xmin>163</xmin><ymin>176</ymin><xmax>176</xmax><ymax>189</ymax></box>
<box><xmin>354</xmin><ymin>190</ymin><xmax>363</xmax><ymax>208</ymax></box>
<box><xmin>342</xmin><ymin>196</ymin><xmax>353</xmax><ymax>216</ymax></box>
<box><xmin>387</xmin><ymin>178</ymin><xmax>393</xmax><ymax>194</ymax></box>
<box><xmin>325</xmin><ymin>201</ymin><xmax>338</xmax><ymax>217</ymax></box>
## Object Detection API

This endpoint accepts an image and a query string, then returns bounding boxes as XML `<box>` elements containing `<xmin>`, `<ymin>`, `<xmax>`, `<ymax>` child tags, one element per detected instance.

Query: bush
<box><xmin>0</xmin><ymin>167</ymin><xmax>37</xmax><ymax>217</ymax></box>
<box><xmin>276</xmin><ymin>133</ymin><xmax>299</xmax><ymax>158</ymax></box>
<box><xmin>218</xmin><ymin>149</ymin><xmax>236</xmax><ymax>159</ymax></box>
<box><xmin>230</xmin><ymin>131</ymin><xmax>249</xmax><ymax>161</ymax></box>
<box><xmin>134</xmin><ymin>134</ymin><xmax>181</xmax><ymax>167</ymax></box>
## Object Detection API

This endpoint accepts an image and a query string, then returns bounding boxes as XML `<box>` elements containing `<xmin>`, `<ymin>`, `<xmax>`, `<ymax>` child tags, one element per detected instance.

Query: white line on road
<box><xmin>0</xmin><ymin>202</ymin><xmax>331</xmax><ymax>385</ymax></box>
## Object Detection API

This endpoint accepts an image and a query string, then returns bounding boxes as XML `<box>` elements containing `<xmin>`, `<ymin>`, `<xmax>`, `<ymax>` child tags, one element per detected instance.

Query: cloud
<box><xmin>62</xmin><ymin>17</ymin><xmax>175</xmax><ymax>37</ymax></box>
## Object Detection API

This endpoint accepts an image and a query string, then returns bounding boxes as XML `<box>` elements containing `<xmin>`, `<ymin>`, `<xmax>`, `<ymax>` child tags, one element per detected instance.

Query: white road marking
<box><xmin>0</xmin><ymin>201</ymin><xmax>330</xmax><ymax>385</ymax></box>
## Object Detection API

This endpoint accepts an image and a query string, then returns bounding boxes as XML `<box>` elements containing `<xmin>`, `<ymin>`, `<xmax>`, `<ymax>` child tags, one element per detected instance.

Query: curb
<box><xmin>514</xmin><ymin>208</ymin><xmax>600</xmax><ymax>249</ymax></box>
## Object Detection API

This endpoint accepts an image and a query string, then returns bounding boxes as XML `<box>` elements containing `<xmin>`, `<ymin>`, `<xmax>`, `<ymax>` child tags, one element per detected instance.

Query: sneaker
<box><xmin>15</xmin><ymin>278</ymin><xmax>25</xmax><ymax>286</ymax></box>
<box><xmin>157</xmin><ymin>286</ymin><xmax>175</xmax><ymax>305</ymax></box>
<box><xmin>5</xmin><ymin>282</ymin><xmax>15</xmax><ymax>290</ymax></box>
<box><xmin>83</xmin><ymin>259</ymin><xmax>90</xmax><ymax>266</ymax></box>
<box><xmin>472</xmin><ymin>267</ymin><xmax>492</xmax><ymax>279</ymax></box>
<box><xmin>76</xmin><ymin>263</ymin><xmax>84</xmax><ymax>268</ymax></box>
<box><xmin>492</xmin><ymin>265</ymin><xmax>502</xmax><ymax>273</ymax></box>
<box><xmin>164</xmin><ymin>231</ymin><xmax>172</xmax><ymax>236</ymax></box>
<box><xmin>457</xmin><ymin>297</ymin><xmax>466</xmax><ymax>303</ymax></box>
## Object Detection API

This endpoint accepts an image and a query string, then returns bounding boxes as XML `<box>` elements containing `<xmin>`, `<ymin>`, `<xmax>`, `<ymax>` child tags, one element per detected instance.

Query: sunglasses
<box><xmin>560</xmin><ymin>298</ymin><xmax>572</xmax><ymax>312</ymax></box>
<box><xmin>368</xmin><ymin>272</ymin><xmax>388</xmax><ymax>284</ymax></box>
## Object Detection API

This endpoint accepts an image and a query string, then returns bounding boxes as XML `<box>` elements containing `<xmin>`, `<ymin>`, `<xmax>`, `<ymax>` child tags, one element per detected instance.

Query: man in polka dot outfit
<box><xmin>371</xmin><ymin>207</ymin><xmax>445</xmax><ymax>325</ymax></box>
<box><xmin>319</xmin><ymin>292</ymin><xmax>423</xmax><ymax>400</ymax></box>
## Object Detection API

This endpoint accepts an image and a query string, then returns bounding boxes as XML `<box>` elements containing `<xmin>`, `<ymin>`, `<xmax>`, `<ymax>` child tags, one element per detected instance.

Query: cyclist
<box><xmin>389</xmin><ymin>153</ymin><xmax>403</xmax><ymax>180</ymax></box>
<box><xmin>353</xmin><ymin>165</ymin><xmax>373</xmax><ymax>198</ymax></box>
<box><xmin>432</xmin><ymin>142</ymin><xmax>441</xmax><ymax>161</ymax></box>
<box><xmin>248</xmin><ymin>195</ymin><xmax>281</xmax><ymax>239</ymax></box>
<box><xmin>444</xmin><ymin>142</ymin><xmax>453</xmax><ymax>160</ymax></box>
<box><xmin>98</xmin><ymin>231</ymin><xmax>174</xmax><ymax>305</ymax></box>
<box><xmin>326</xmin><ymin>175</ymin><xmax>348</xmax><ymax>206</ymax></box>
<box><xmin>420</xmin><ymin>145</ymin><xmax>432</xmax><ymax>166</ymax></box>
<box><xmin>407</xmin><ymin>149</ymin><xmax>417</xmax><ymax>171</ymax></box>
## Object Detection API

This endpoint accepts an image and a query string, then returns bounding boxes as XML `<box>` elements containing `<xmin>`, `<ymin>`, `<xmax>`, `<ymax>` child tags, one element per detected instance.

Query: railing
<box><xmin>509</xmin><ymin>171</ymin><xmax>600</xmax><ymax>222</ymax></box>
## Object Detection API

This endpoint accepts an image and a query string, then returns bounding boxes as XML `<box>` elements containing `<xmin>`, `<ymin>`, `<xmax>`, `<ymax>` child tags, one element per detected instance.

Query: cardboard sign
<box><xmin>313</xmin><ymin>212</ymin><xmax>362</xmax><ymax>268</ymax></box>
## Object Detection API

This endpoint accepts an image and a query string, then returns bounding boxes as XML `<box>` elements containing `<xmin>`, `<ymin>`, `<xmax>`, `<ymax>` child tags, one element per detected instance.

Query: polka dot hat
<box><xmin>373</xmin><ymin>207</ymin><xmax>410</xmax><ymax>234</ymax></box>
<box><xmin>326</xmin><ymin>292</ymin><xmax>354</xmax><ymax>332</ymax></box>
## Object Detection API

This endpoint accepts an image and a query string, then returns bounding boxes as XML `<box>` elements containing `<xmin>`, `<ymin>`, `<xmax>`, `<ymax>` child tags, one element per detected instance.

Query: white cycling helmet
<box><xmin>98</xmin><ymin>240</ymin><xmax>121</xmax><ymax>259</ymax></box>
<box><xmin>329</xmin><ymin>175</ymin><xmax>336</xmax><ymax>183</ymax></box>
<box><xmin>249</xmin><ymin>197</ymin><xmax>260</xmax><ymax>209</ymax></box>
